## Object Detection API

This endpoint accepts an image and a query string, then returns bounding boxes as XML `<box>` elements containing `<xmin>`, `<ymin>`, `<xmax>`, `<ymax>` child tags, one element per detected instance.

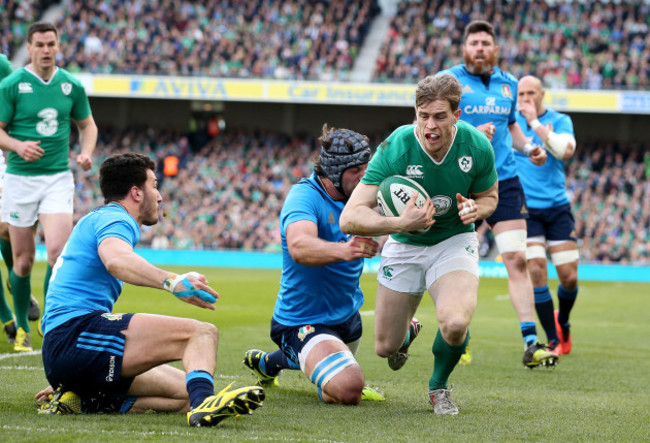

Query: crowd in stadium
<box><xmin>51</xmin><ymin>0</ymin><xmax>380</xmax><ymax>80</ymax></box>
<box><xmin>60</xmin><ymin>127</ymin><xmax>650</xmax><ymax>264</ymax></box>
<box><xmin>3</xmin><ymin>0</ymin><xmax>647</xmax><ymax>89</ymax></box>
<box><xmin>373</xmin><ymin>0</ymin><xmax>650</xmax><ymax>89</ymax></box>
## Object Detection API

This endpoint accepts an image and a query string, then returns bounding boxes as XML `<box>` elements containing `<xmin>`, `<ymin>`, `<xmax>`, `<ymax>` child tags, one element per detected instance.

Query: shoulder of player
<box><xmin>437</xmin><ymin>64</ymin><xmax>465</xmax><ymax>78</ymax></box>
<box><xmin>493</xmin><ymin>67</ymin><xmax>518</xmax><ymax>85</ymax></box>
<box><xmin>54</xmin><ymin>68</ymin><xmax>84</xmax><ymax>86</ymax></box>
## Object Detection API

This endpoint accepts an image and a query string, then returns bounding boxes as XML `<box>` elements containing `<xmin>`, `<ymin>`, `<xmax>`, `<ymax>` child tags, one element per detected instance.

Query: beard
<box><xmin>463</xmin><ymin>52</ymin><xmax>497</xmax><ymax>75</ymax></box>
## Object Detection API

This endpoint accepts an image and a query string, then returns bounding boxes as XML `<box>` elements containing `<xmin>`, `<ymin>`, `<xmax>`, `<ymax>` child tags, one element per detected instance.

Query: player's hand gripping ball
<box><xmin>377</xmin><ymin>175</ymin><xmax>431</xmax><ymax>233</ymax></box>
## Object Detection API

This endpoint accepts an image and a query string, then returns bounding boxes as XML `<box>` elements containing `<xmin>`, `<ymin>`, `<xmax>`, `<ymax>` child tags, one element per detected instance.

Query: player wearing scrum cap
<box><xmin>439</xmin><ymin>20</ymin><xmax>560</xmax><ymax>369</ymax></box>
<box><xmin>35</xmin><ymin>153</ymin><xmax>264</xmax><ymax>427</ymax></box>
<box><xmin>243</xmin><ymin>124</ymin><xmax>384</xmax><ymax>405</ymax></box>
<box><xmin>340</xmin><ymin>74</ymin><xmax>498</xmax><ymax>415</ymax></box>
<box><xmin>515</xmin><ymin>75</ymin><xmax>579</xmax><ymax>356</ymax></box>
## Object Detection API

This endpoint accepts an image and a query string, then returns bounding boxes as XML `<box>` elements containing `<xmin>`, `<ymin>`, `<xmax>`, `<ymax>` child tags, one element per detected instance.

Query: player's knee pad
<box><xmin>346</xmin><ymin>338</ymin><xmax>360</xmax><ymax>356</ymax></box>
<box><xmin>310</xmin><ymin>350</ymin><xmax>358</xmax><ymax>389</ymax></box>
<box><xmin>526</xmin><ymin>244</ymin><xmax>547</xmax><ymax>260</ymax></box>
<box><xmin>495</xmin><ymin>229</ymin><xmax>527</xmax><ymax>254</ymax></box>
<box><xmin>551</xmin><ymin>249</ymin><xmax>579</xmax><ymax>266</ymax></box>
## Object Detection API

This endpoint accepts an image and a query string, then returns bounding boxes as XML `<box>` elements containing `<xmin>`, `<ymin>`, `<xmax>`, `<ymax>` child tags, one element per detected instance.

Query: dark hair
<box><xmin>313</xmin><ymin>123</ymin><xmax>371</xmax><ymax>194</ymax></box>
<box><xmin>463</xmin><ymin>20</ymin><xmax>496</xmax><ymax>44</ymax></box>
<box><xmin>415</xmin><ymin>74</ymin><xmax>463</xmax><ymax>111</ymax></box>
<box><xmin>27</xmin><ymin>22</ymin><xmax>59</xmax><ymax>43</ymax></box>
<box><xmin>99</xmin><ymin>153</ymin><xmax>156</xmax><ymax>204</ymax></box>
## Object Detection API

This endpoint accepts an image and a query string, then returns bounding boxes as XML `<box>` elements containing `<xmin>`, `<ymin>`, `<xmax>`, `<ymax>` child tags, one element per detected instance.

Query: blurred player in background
<box><xmin>340</xmin><ymin>74</ymin><xmax>498</xmax><ymax>415</ymax></box>
<box><xmin>35</xmin><ymin>153</ymin><xmax>264</xmax><ymax>427</ymax></box>
<box><xmin>440</xmin><ymin>20</ymin><xmax>559</xmax><ymax>368</ymax></box>
<box><xmin>515</xmin><ymin>75</ymin><xmax>578</xmax><ymax>356</ymax></box>
<box><xmin>0</xmin><ymin>22</ymin><xmax>97</xmax><ymax>352</ymax></box>
<box><xmin>243</xmin><ymin>124</ymin><xmax>384</xmax><ymax>405</ymax></box>
<box><xmin>0</xmin><ymin>52</ymin><xmax>41</xmax><ymax>346</ymax></box>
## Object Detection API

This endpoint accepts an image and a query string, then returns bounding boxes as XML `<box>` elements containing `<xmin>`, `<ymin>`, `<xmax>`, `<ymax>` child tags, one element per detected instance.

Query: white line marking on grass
<box><xmin>0</xmin><ymin>365</ymin><xmax>41</xmax><ymax>370</ymax></box>
<box><xmin>495</xmin><ymin>294</ymin><xmax>510</xmax><ymax>301</ymax></box>
<box><xmin>359</xmin><ymin>310</ymin><xmax>375</xmax><ymax>316</ymax></box>
<box><xmin>2</xmin><ymin>425</ymin><xmax>343</xmax><ymax>441</ymax></box>
<box><xmin>0</xmin><ymin>350</ymin><xmax>41</xmax><ymax>360</ymax></box>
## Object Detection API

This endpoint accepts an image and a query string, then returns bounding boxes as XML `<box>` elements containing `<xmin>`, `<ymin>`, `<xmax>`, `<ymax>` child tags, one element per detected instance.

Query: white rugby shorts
<box><xmin>1</xmin><ymin>171</ymin><xmax>74</xmax><ymax>227</ymax></box>
<box><xmin>377</xmin><ymin>232</ymin><xmax>480</xmax><ymax>295</ymax></box>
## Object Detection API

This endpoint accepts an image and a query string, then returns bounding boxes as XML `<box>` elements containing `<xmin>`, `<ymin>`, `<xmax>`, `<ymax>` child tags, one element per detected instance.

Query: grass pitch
<box><xmin>1</xmin><ymin>264</ymin><xmax>649</xmax><ymax>441</ymax></box>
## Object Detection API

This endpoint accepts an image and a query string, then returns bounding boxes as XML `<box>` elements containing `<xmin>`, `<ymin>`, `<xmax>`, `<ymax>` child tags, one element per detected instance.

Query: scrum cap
<box><xmin>319</xmin><ymin>129</ymin><xmax>371</xmax><ymax>195</ymax></box>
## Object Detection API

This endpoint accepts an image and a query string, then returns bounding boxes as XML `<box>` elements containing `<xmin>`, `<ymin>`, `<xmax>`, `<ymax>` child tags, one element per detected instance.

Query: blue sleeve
<box><xmin>554</xmin><ymin>114</ymin><xmax>575</xmax><ymax>136</ymax></box>
<box><xmin>508</xmin><ymin>78</ymin><xmax>518</xmax><ymax>125</ymax></box>
<box><xmin>281</xmin><ymin>185</ymin><xmax>319</xmax><ymax>233</ymax></box>
<box><xmin>95</xmin><ymin>217</ymin><xmax>140</xmax><ymax>248</ymax></box>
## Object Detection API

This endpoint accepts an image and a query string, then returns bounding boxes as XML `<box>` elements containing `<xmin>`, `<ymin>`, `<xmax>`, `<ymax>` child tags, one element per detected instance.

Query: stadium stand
<box><xmin>53</xmin><ymin>0</ymin><xmax>380</xmax><ymax>80</ymax></box>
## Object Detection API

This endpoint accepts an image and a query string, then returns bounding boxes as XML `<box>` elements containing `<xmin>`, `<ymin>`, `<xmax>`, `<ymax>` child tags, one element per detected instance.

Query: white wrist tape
<box><xmin>163</xmin><ymin>272</ymin><xmax>199</xmax><ymax>293</ymax></box>
<box><xmin>530</xmin><ymin>119</ymin><xmax>542</xmax><ymax>130</ymax></box>
<box><xmin>544</xmin><ymin>132</ymin><xmax>575</xmax><ymax>160</ymax></box>
<box><xmin>522</xmin><ymin>143</ymin><xmax>534</xmax><ymax>157</ymax></box>
<box><xmin>459</xmin><ymin>201</ymin><xmax>475</xmax><ymax>216</ymax></box>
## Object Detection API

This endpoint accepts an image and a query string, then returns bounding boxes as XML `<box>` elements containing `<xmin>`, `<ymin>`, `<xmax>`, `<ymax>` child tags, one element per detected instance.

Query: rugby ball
<box><xmin>377</xmin><ymin>175</ymin><xmax>431</xmax><ymax>233</ymax></box>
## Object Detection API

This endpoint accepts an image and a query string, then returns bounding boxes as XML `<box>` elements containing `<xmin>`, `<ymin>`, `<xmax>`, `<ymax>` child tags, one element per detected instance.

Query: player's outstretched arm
<box><xmin>98</xmin><ymin>237</ymin><xmax>217</xmax><ymax>310</ymax></box>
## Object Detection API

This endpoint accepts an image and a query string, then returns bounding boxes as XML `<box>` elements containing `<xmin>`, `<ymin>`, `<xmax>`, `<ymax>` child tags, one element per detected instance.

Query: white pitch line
<box><xmin>0</xmin><ymin>350</ymin><xmax>41</xmax><ymax>360</ymax></box>
<box><xmin>0</xmin><ymin>365</ymin><xmax>41</xmax><ymax>370</ymax></box>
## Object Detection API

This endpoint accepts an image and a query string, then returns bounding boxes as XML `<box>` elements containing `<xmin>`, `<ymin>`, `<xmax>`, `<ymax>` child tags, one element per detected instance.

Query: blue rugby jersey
<box><xmin>42</xmin><ymin>203</ymin><xmax>140</xmax><ymax>335</ymax></box>
<box><xmin>439</xmin><ymin>64</ymin><xmax>519</xmax><ymax>181</ymax></box>
<box><xmin>273</xmin><ymin>173</ymin><xmax>364</xmax><ymax>326</ymax></box>
<box><xmin>515</xmin><ymin>109</ymin><xmax>574</xmax><ymax>208</ymax></box>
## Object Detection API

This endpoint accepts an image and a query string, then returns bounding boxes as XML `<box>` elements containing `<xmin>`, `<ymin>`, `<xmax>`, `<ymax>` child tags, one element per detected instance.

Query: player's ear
<box><xmin>130</xmin><ymin>186</ymin><xmax>142</xmax><ymax>201</ymax></box>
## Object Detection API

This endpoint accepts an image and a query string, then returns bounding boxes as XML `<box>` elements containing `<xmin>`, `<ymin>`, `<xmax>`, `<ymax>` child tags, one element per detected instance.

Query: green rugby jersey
<box><xmin>0</xmin><ymin>54</ymin><xmax>12</xmax><ymax>81</ymax></box>
<box><xmin>362</xmin><ymin>121</ymin><xmax>497</xmax><ymax>246</ymax></box>
<box><xmin>0</xmin><ymin>67</ymin><xmax>92</xmax><ymax>175</ymax></box>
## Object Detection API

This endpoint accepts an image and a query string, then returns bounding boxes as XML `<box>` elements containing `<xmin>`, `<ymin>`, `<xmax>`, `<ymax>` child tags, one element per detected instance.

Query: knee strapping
<box><xmin>310</xmin><ymin>350</ymin><xmax>357</xmax><ymax>389</ymax></box>
<box><xmin>495</xmin><ymin>229</ymin><xmax>527</xmax><ymax>254</ymax></box>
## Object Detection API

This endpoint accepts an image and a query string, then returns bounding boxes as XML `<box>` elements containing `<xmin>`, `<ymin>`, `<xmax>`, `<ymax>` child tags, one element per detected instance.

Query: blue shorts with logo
<box><xmin>526</xmin><ymin>203</ymin><xmax>577</xmax><ymax>242</ymax></box>
<box><xmin>487</xmin><ymin>176</ymin><xmax>529</xmax><ymax>226</ymax></box>
<box><xmin>270</xmin><ymin>311</ymin><xmax>363</xmax><ymax>369</ymax></box>
<box><xmin>41</xmin><ymin>311</ymin><xmax>136</xmax><ymax>413</ymax></box>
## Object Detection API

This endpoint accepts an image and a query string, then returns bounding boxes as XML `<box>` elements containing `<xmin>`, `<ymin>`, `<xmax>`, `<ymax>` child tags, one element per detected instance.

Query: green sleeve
<box><xmin>0</xmin><ymin>81</ymin><xmax>15</xmax><ymax>124</ymax></box>
<box><xmin>469</xmin><ymin>140</ymin><xmax>498</xmax><ymax>194</ymax></box>
<box><xmin>71</xmin><ymin>81</ymin><xmax>92</xmax><ymax>121</ymax></box>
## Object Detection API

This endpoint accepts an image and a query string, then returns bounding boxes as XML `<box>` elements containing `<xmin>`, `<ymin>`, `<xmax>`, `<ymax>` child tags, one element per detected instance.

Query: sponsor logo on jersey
<box><xmin>101</xmin><ymin>313</ymin><xmax>124</xmax><ymax>321</ymax></box>
<box><xmin>328</xmin><ymin>212</ymin><xmax>336</xmax><ymax>224</ymax></box>
<box><xmin>406</xmin><ymin>164</ymin><xmax>423</xmax><ymax>178</ymax></box>
<box><xmin>462</xmin><ymin>84</ymin><xmax>474</xmax><ymax>94</ymax></box>
<box><xmin>463</xmin><ymin>98</ymin><xmax>511</xmax><ymax>115</ymax></box>
<box><xmin>9</xmin><ymin>211</ymin><xmax>19</xmax><ymax>219</ymax></box>
<box><xmin>501</xmin><ymin>84</ymin><xmax>512</xmax><ymax>98</ymax></box>
<box><xmin>18</xmin><ymin>82</ymin><xmax>33</xmax><ymax>93</ymax></box>
<box><xmin>458</xmin><ymin>156</ymin><xmax>473</xmax><ymax>172</ymax></box>
<box><xmin>381</xmin><ymin>266</ymin><xmax>393</xmax><ymax>280</ymax></box>
<box><xmin>431</xmin><ymin>196</ymin><xmax>452</xmax><ymax>216</ymax></box>
<box><xmin>61</xmin><ymin>82</ymin><xmax>72</xmax><ymax>95</ymax></box>
<box><xmin>298</xmin><ymin>325</ymin><xmax>315</xmax><ymax>341</ymax></box>
<box><xmin>465</xmin><ymin>245</ymin><xmax>476</xmax><ymax>256</ymax></box>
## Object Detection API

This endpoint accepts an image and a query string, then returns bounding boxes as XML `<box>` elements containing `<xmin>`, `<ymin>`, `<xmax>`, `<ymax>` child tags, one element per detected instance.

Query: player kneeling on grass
<box><xmin>340</xmin><ymin>74</ymin><xmax>498</xmax><ymax>415</ymax></box>
<box><xmin>243</xmin><ymin>125</ymin><xmax>384</xmax><ymax>404</ymax></box>
<box><xmin>34</xmin><ymin>153</ymin><xmax>264</xmax><ymax>427</ymax></box>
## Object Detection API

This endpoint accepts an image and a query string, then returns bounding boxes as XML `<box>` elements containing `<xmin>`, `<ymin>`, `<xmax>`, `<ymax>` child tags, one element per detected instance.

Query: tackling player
<box><xmin>340</xmin><ymin>74</ymin><xmax>498</xmax><ymax>415</ymax></box>
<box><xmin>243</xmin><ymin>125</ymin><xmax>384</xmax><ymax>405</ymax></box>
<box><xmin>515</xmin><ymin>75</ymin><xmax>578</xmax><ymax>356</ymax></box>
<box><xmin>0</xmin><ymin>22</ymin><xmax>97</xmax><ymax>352</ymax></box>
<box><xmin>35</xmin><ymin>153</ymin><xmax>264</xmax><ymax>427</ymax></box>
<box><xmin>439</xmin><ymin>20</ymin><xmax>559</xmax><ymax>368</ymax></box>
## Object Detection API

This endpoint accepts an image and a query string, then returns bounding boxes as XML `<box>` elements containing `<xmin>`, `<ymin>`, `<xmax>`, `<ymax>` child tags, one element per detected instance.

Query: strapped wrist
<box><xmin>530</xmin><ymin>119</ymin><xmax>542</xmax><ymax>130</ymax></box>
<box><xmin>163</xmin><ymin>273</ymin><xmax>179</xmax><ymax>292</ymax></box>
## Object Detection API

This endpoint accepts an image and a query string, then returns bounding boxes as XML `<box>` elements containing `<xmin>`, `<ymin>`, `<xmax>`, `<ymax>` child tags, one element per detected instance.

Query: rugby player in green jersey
<box><xmin>0</xmin><ymin>22</ymin><xmax>98</xmax><ymax>352</ymax></box>
<box><xmin>341</xmin><ymin>74</ymin><xmax>498</xmax><ymax>414</ymax></box>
